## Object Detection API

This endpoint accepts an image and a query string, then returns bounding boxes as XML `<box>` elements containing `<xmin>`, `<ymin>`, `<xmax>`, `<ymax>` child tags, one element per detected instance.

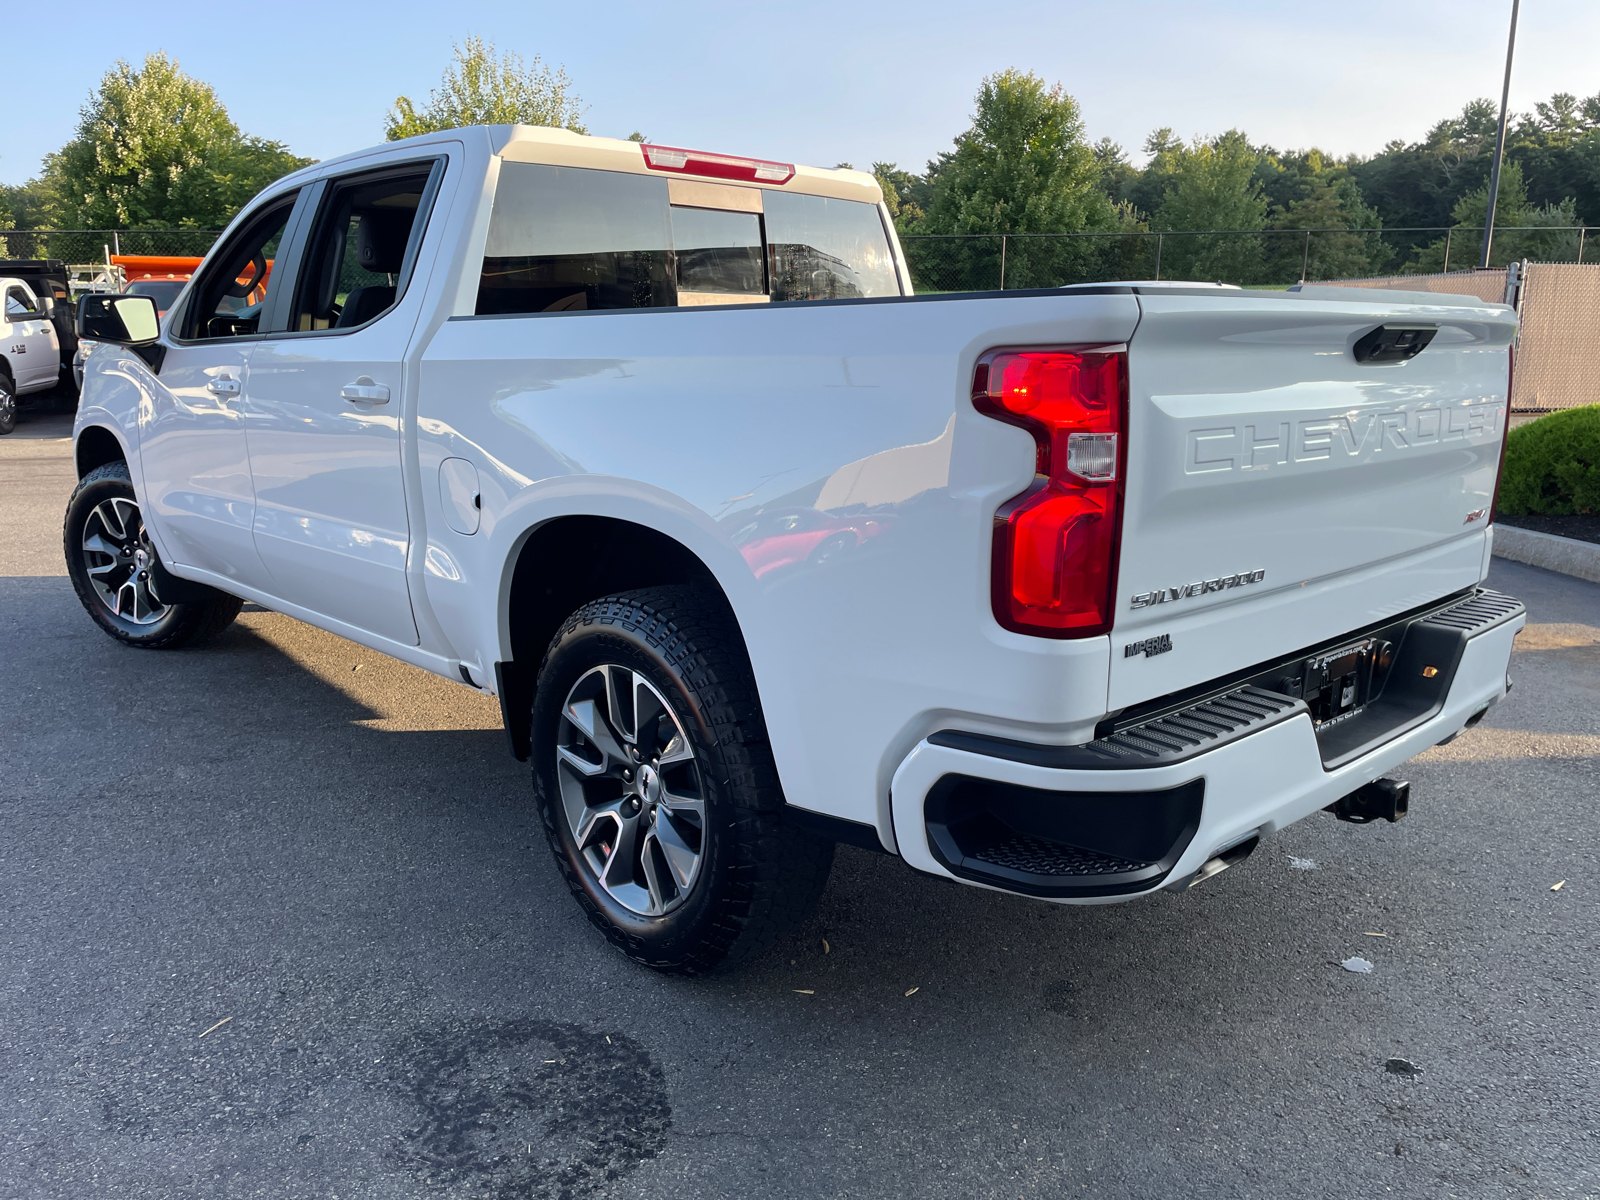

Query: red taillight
<box><xmin>640</xmin><ymin>143</ymin><xmax>796</xmax><ymax>185</ymax></box>
<box><xmin>973</xmin><ymin>347</ymin><xmax>1127</xmax><ymax>638</ymax></box>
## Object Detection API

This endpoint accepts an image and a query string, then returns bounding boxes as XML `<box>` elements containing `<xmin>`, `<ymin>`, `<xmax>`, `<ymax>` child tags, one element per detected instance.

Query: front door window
<box><xmin>180</xmin><ymin>195</ymin><xmax>297</xmax><ymax>340</ymax></box>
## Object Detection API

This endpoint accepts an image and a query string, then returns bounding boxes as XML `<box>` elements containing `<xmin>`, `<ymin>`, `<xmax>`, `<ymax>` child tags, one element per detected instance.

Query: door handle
<box><xmin>205</xmin><ymin>375</ymin><xmax>241</xmax><ymax>396</ymax></box>
<box><xmin>340</xmin><ymin>377</ymin><xmax>390</xmax><ymax>404</ymax></box>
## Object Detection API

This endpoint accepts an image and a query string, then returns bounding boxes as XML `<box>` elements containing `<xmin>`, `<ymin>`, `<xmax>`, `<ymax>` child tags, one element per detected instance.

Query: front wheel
<box><xmin>531</xmin><ymin>586</ymin><xmax>834</xmax><ymax>973</ymax></box>
<box><xmin>0</xmin><ymin>370</ymin><xmax>16</xmax><ymax>436</ymax></box>
<box><xmin>64</xmin><ymin>461</ymin><xmax>243</xmax><ymax>649</ymax></box>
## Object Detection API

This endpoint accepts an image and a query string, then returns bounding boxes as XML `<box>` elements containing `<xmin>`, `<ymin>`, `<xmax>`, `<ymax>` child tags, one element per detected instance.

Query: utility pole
<box><xmin>1479</xmin><ymin>0</ymin><xmax>1520</xmax><ymax>269</ymax></box>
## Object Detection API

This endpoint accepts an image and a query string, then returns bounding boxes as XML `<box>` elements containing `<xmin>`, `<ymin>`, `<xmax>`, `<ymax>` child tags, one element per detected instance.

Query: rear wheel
<box><xmin>531</xmin><ymin>586</ymin><xmax>834</xmax><ymax>973</ymax></box>
<box><xmin>64</xmin><ymin>462</ymin><xmax>243</xmax><ymax>648</ymax></box>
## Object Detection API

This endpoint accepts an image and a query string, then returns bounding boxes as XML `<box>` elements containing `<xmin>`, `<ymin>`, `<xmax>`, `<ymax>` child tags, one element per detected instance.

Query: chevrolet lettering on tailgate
<box><xmin>1184</xmin><ymin>399</ymin><xmax>1506</xmax><ymax>476</ymax></box>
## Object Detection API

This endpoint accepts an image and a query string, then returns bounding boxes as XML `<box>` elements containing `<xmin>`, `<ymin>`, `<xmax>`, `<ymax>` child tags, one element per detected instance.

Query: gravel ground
<box><xmin>2</xmin><ymin>411</ymin><xmax>1597</xmax><ymax>1199</ymax></box>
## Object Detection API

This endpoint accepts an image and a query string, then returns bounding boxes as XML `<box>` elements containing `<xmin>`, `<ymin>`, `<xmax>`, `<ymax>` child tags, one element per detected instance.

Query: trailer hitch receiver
<box><xmin>1326</xmin><ymin>777</ymin><xmax>1410</xmax><ymax>824</ymax></box>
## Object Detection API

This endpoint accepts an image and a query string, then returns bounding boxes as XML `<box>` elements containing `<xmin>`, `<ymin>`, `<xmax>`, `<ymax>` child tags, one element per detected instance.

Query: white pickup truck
<box><xmin>68</xmin><ymin>125</ymin><xmax>1524</xmax><ymax>973</ymax></box>
<box><xmin>2</xmin><ymin>275</ymin><xmax>64</xmax><ymax>433</ymax></box>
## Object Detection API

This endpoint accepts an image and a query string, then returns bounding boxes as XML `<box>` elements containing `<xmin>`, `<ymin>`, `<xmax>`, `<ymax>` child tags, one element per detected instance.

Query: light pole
<box><xmin>1479</xmin><ymin>0</ymin><xmax>1521</xmax><ymax>270</ymax></box>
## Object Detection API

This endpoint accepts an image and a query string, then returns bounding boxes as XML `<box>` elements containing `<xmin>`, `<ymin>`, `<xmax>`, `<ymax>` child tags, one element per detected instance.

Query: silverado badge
<box><xmin>1130</xmin><ymin>569</ymin><xmax>1265</xmax><ymax>610</ymax></box>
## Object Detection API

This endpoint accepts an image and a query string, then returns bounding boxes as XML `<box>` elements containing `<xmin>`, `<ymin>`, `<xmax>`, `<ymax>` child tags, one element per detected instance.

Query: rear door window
<box><xmin>290</xmin><ymin>162</ymin><xmax>441</xmax><ymax>333</ymax></box>
<box><xmin>478</xmin><ymin>164</ymin><xmax>674</xmax><ymax>314</ymax></box>
<box><xmin>763</xmin><ymin>192</ymin><xmax>899</xmax><ymax>302</ymax></box>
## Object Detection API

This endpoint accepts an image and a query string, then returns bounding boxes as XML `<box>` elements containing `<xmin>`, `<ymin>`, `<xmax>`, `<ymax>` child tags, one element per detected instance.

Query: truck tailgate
<box><xmin>1110</xmin><ymin>290</ymin><xmax>1515</xmax><ymax>711</ymax></box>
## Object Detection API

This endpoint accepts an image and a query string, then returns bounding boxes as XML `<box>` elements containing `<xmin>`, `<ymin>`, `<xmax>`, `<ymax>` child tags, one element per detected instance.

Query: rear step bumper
<box><xmin>891</xmin><ymin>589</ymin><xmax>1524</xmax><ymax>902</ymax></box>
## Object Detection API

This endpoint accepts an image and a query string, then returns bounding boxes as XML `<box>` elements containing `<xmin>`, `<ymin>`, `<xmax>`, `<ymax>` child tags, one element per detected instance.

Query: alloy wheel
<box><xmin>556</xmin><ymin>664</ymin><xmax>706</xmax><ymax>916</ymax></box>
<box><xmin>81</xmin><ymin>497</ymin><xmax>170</xmax><ymax>625</ymax></box>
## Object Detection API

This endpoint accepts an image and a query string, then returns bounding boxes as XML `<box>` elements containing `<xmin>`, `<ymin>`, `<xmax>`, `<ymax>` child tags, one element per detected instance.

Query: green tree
<box><xmin>1570</xmin><ymin>129</ymin><xmax>1600</xmax><ymax>227</ymax></box>
<box><xmin>386</xmin><ymin>36</ymin><xmax>586</xmax><ymax>139</ymax></box>
<box><xmin>1091</xmin><ymin>137</ymin><xmax>1138</xmax><ymax>205</ymax></box>
<box><xmin>1256</xmin><ymin>148</ymin><xmax>1385</xmax><ymax>280</ymax></box>
<box><xmin>1267</xmin><ymin>177</ymin><xmax>1383</xmax><ymax>280</ymax></box>
<box><xmin>1410</xmin><ymin>160</ymin><xmax>1580</xmax><ymax>270</ymax></box>
<box><xmin>1116</xmin><ymin>128</ymin><xmax>1179</xmax><ymax>221</ymax></box>
<box><xmin>1147</xmin><ymin>131</ymin><xmax>1269</xmax><ymax>282</ymax></box>
<box><xmin>1345</xmin><ymin>93</ymin><xmax>1600</xmax><ymax>258</ymax></box>
<box><xmin>914</xmin><ymin>69</ymin><xmax>1117</xmax><ymax>288</ymax></box>
<box><xmin>0</xmin><ymin>182</ymin><xmax>50</xmax><ymax>231</ymax></box>
<box><xmin>1528</xmin><ymin>92</ymin><xmax>1588</xmax><ymax>148</ymax></box>
<box><xmin>1508</xmin><ymin>90</ymin><xmax>1600</xmax><ymax>223</ymax></box>
<box><xmin>1349</xmin><ymin>98</ymin><xmax>1499</xmax><ymax>243</ymax></box>
<box><xmin>871</xmin><ymin>161</ymin><xmax>926</xmax><ymax>225</ymax></box>
<box><xmin>42</xmin><ymin>52</ymin><xmax>309</xmax><ymax>229</ymax></box>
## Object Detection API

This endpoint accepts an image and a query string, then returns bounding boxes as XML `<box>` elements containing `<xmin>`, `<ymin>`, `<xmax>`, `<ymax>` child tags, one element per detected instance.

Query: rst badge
<box><xmin>1130</xmin><ymin>569</ymin><xmax>1265</xmax><ymax>610</ymax></box>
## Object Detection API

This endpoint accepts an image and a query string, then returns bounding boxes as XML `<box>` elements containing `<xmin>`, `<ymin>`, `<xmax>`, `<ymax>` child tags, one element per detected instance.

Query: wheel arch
<box><xmin>496</xmin><ymin>514</ymin><xmax>744</xmax><ymax>761</ymax></box>
<box><xmin>75</xmin><ymin>423</ymin><xmax>128</xmax><ymax>478</ymax></box>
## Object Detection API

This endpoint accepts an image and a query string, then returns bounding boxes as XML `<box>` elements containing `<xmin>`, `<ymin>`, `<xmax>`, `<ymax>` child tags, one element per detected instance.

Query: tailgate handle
<box><xmin>1353</xmin><ymin>324</ymin><xmax>1437</xmax><ymax>364</ymax></box>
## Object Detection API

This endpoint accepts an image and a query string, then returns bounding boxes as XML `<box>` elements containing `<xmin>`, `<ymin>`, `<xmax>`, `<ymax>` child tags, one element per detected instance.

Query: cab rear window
<box><xmin>476</xmin><ymin>162</ymin><xmax>898</xmax><ymax>315</ymax></box>
<box><xmin>763</xmin><ymin>191</ymin><xmax>899</xmax><ymax>302</ymax></box>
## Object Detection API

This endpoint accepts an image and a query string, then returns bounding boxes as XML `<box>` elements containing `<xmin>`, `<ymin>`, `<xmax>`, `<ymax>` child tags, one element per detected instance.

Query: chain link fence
<box><xmin>899</xmin><ymin>226</ymin><xmax>1594</xmax><ymax>293</ymax></box>
<box><xmin>3</xmin><ymin>225</ymin><xmax>1593</xmax><ymax>298</ymax></box>
<box><xmin>0</xmin><ymin>229</ymin><xmax>223</xmax><ymax>264</ymax></box>
<box><xmin>1319</xmin><ymin>262</ymin><xmax>1600</xmax><ymax>413</ymax></box>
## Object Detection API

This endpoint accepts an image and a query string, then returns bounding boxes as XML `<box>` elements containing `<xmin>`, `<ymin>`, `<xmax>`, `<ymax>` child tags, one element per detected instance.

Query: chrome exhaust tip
<box><xmin>1167</xmin><ymin>833</ymin><xmax>1260</xmax><ymax>891</ymax></box>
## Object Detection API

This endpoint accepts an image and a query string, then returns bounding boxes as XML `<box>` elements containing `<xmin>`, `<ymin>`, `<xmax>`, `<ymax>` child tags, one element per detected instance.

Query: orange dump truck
<box><xmin>112</xmin><ymin>255</ymin><xmax>272</xmax><ymax>316</ymax></box>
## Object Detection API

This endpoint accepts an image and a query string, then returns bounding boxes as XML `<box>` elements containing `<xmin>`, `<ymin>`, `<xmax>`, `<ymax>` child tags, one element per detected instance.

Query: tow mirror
<box><xmin>77</xmin><ymin>293</ymin><xmax>161</xmax><ymax>345</ymax></box>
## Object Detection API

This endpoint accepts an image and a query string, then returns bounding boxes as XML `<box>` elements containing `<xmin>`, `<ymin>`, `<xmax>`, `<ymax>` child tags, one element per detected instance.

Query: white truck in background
<box><xmin>1</xmin><ymin>274</ymin><xmax>65</xmax><ymax>433</ymax></box>
<box><xmin>67</xmin><ymin>125</ymin><xmax>1523</xmax><ymax>973</ymax></box>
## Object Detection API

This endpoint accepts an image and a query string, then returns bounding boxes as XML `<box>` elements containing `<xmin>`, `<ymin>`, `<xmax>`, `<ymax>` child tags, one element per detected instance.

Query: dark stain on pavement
<box><xmin>388</xmin><ymin>1018</ymin><xmax>670</xmax><ymax>1199</ymax></box>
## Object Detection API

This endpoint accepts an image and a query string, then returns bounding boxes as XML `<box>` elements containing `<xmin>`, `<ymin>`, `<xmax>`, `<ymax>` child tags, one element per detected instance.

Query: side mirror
<box><xmin>77</xmin><ymin>293</ymin><xmax>161</xmax><ymax>345</ymax></box>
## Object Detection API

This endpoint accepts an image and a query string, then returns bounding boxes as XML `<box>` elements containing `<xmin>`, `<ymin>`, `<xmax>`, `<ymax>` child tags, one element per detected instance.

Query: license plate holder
<box><xmin>1282</xmin><ymin>638</ymin><xmax>1393</xmax><ymax>727</ymax></box>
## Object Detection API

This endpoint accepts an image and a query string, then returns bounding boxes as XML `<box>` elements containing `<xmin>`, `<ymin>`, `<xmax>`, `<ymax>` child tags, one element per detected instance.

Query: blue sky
<box><xmin>4</xmin><ymin>0</ymin><xmax>1597</xmax><ymax>188</ymax></box>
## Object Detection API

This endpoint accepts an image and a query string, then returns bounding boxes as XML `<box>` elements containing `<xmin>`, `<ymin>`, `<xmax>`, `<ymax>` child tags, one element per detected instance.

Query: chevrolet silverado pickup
<box><xmin>67</xmin><ymin>125</ymin><xmax>1524</xmax><ymax>973</ymax></box>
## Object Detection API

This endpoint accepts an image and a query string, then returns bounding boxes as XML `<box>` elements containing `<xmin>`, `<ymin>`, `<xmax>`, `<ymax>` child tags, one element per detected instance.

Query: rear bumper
<box><xmin>889</xmin><ymin>590</ymin><xmax>1524</xmax><ymax>903</ymax></box>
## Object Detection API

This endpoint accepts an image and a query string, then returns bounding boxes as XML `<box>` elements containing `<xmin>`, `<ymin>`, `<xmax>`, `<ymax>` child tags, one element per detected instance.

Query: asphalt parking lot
<box><xmin>2</xmin><ymin>406</ymin><xmax>1597</xmax><ymax>1200</ymax></box>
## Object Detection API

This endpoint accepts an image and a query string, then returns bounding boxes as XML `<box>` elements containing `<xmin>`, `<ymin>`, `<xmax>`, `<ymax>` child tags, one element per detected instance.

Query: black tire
<box><xmin>531</xmin><ymin>586</ymin><xmax>834</xmax><ymax>974</ymax></box>
<box><xmin>0</xmin><ymin>369</ymin><xmax>16</xmax><ymax>436</ymax></box>
<box><xmin>63</xmin><ymin>461</ymin><xmax>244</xmax><ymax>649</ymax></box>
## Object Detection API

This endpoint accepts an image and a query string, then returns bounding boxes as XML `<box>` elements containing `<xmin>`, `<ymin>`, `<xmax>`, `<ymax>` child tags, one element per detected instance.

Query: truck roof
<box><xmin>489</xmin><ymin>126</ymin><xmax>883</xmax><ymax>205</ymax></box>
<box><xmin>270</xmin><ymin>125</ymin><xmax>882</xmax><ymax>209</ymax></box>
<box><xmin>0</xmin><ymin>260</ymin><xmax>68</xmax><ymax>275</ymax></box>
